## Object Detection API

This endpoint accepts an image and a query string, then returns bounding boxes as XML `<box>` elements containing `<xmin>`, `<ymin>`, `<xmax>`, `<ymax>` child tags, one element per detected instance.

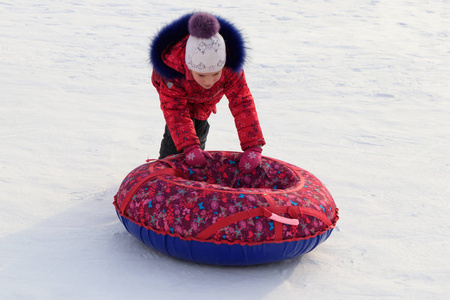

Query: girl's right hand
<box><xmin>183</xmin><ymin>145</ymin><xmax>212</xmax><ymax>168</ymax></box>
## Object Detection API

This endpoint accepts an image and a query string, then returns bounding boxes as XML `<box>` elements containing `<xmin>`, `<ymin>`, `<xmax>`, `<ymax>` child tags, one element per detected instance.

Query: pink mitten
<box><xmin>183</xmin><ymin>145</ymin><xmax>212</xmax><ymax>167</ymax></box>
<box><xmin>238</xmin><ymin>146</ymin><xmax>262</xmax><ymax>174</ymax></box>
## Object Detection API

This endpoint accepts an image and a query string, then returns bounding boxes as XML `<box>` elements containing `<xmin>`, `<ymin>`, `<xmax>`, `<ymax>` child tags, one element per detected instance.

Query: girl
<box><xmin>150</xmin><ymin>12</ymin><xmax>265</xmax><ymax>174</ymax></box>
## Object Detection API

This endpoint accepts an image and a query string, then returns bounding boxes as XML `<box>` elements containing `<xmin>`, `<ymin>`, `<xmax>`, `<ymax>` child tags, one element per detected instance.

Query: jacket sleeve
<box><xmin>152</xmin><ymin>71</ymin><xmax>199</xmax><ymax>151</ymax></box>
<box><xmin>225</xmin><ymin>70</ymin><xmax>266</xmax><ymax>150</ymax></box>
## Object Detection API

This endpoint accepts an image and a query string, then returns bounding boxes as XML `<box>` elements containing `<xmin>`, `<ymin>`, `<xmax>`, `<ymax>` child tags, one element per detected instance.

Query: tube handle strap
<box><xmin>196</xmin><ymin>206</ymin><xmax>331</xmax><ymax>240</ymax></box>
<box><xmin>268</xmin><ymin>212</ymin><xmax>300</xmax><ymax>226</ymax></box>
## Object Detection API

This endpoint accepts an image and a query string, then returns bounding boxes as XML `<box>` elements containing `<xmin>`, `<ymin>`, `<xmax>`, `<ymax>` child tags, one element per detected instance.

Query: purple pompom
<box><xmin>188</xmin><ymin>12</ymin><xmax>221</xmax><ymax>39</ymax></box>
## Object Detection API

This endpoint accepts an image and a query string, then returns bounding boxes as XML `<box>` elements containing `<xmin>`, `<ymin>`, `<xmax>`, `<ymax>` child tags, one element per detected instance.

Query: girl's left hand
<box><xmin>238</xmin><ymin>146</ymin><xmax>262</xmax><ymax>174</ymax></box>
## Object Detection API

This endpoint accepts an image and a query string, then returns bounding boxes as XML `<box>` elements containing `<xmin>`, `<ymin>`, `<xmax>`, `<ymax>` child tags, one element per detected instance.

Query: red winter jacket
<box><xmin>150</xmin><ymin>14</ymin><xmax>265</xmax><ymax>152</ymax></box>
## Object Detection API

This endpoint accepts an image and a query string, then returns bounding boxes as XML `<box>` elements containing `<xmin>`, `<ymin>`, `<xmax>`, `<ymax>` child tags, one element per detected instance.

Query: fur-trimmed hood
<box><xmin>150</xmin><ymin>13</ymin><xmax>246</xmax><ymax>79</ymax></box>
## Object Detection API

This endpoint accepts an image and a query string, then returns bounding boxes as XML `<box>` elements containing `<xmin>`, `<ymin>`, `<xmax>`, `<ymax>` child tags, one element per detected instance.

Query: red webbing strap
<box><xmin>263</xmin><ymin>194</ymin><xmax>282</xmax><ymax>240</ymax></box>
<box><xmin>196</xmin><ymin>206</ymin><xmax>332</xmax><ymax>240</ymax></box>
<box><xmin>119</xmin><ymin>167</ymin><xmax>185</xmax><ymax>214</ymax></box>
<box><xmin>151</xmin><ymin>158</ymin><xmax>178</xmax><ymax>172</ymax></box>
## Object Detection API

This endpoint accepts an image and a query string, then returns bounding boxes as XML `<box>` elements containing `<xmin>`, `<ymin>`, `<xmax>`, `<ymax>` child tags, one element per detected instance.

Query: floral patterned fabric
<box><xmin>114</xmin><ymin>151</ymin><xmax>338</xmax><ymax>245</ymax></box>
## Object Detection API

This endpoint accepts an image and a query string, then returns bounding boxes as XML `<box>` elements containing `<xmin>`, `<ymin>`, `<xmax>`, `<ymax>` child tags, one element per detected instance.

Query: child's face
<box><xmin>191</xmin><ymin>70</ymin><xmax>223</xmax><ymax>89</ymax></box>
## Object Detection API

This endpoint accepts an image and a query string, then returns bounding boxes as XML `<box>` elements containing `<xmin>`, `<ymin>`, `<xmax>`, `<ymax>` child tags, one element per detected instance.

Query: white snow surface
<box><xmin>1</xmin><ymin>0</ymin><xmax>449</xmax><ymax>299</ymax></box>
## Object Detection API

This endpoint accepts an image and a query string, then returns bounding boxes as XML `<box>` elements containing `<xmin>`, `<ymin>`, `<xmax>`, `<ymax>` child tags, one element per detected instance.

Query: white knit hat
<box><xmin>185</xmin><ymin>13</ymin><xmax>226</xmax><ymax>73</ymax></box>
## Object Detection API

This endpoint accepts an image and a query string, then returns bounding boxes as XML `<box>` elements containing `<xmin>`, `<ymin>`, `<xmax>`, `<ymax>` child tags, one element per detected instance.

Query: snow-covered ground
<box><xmin>1</xmin><ymin>0</ymin><xmax>449</xmax><ymax>299</ymax></box>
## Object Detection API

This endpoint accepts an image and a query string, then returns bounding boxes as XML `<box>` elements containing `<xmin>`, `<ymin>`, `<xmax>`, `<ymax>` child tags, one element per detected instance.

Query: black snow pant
<box><xmin>159</xmin><ymin>119</ymin><xmax>210</xmax><ymax>159</ymax></box>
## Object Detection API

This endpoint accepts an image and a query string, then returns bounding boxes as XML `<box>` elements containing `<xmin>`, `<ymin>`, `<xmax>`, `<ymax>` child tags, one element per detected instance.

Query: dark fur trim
<box><xmin>150</xmin><ymin>13</ymin><xmax>246</xmax><ymax>79</ymax></box>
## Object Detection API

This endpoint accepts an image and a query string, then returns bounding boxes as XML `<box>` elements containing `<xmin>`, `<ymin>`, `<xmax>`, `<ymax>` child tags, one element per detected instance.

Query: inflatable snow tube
<box><xmin>113</xmin><ymin>151</ymin><xmax>339</xmax><ymax>266</ymax></box>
